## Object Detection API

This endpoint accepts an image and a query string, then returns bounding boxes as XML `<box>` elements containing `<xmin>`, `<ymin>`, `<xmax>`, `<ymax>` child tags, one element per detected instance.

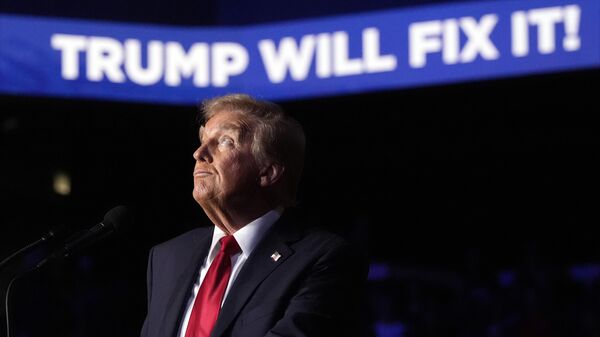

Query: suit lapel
<box><xmin>210</xmin><ymin>215</ymin><xmax>301</xmax><ymax>337</ymax></box>
<box><xmin>160</xmin><ymin>229</ymin><xmax>213</xmax><ymax>337</ymax></box>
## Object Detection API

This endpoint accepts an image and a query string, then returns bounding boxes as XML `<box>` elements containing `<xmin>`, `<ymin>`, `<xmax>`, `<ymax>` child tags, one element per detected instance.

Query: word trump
<box><xmin>51</xmin><ymin>35</ymin><xmax>248</xmax><ymax>87</ymax></box>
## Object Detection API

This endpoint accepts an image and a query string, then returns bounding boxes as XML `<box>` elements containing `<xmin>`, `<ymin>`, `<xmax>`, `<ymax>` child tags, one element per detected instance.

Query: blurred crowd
<box><xmin>369</xmin><ymin>244</ymin><xmax>600</xmax><ymax>337</ymax></box>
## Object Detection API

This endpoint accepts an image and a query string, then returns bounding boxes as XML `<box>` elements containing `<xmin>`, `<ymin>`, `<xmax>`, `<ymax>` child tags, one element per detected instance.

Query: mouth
<box><xmin>193</xmin><ymin>170</ymin><xmax>213</xmax><ymax>177</ymax></box>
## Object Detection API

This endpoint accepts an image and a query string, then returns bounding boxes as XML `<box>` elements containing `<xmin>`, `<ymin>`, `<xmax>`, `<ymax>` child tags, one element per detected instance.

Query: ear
<box><xmin>259</xmin><ymin>163</ymin><xmax>285</xmax><ymax>187</ymax></box>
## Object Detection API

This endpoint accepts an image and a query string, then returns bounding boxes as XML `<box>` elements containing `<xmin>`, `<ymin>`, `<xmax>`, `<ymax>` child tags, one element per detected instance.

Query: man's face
<box><xmin>192</xmin><ymin>110</ymin><xmax>260</xmax><ymax>209</ymax></box>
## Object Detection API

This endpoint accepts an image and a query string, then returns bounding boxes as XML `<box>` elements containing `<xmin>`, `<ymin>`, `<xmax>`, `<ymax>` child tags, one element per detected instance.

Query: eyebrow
<box><xmin>199</xmin><ymin>122</ymin><xmax>243</xmax><ymax>141</ymax></box>
<box><xmin>218</xmin><ymin>122</ymin><xmax>243</xmax><ymax>132</ymax></box>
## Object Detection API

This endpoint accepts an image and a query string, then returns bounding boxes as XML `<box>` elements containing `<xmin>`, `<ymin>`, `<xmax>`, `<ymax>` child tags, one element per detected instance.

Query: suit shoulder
<box><xmin>282</xmin><ymin>210</ymin><xmax>355</xmax><ymax>249</ymax></box>
<box><xmin>302</xmin><ymin>226</ymin><xmax>349</xmax><ymax>248</ymax></box>
<box><xmin>297</xmin><ymin>225</ymin><xmax>370</xmax><ymax>269</ymax></box>
<box><xmin>291</xmin><ymin>226</ymin><xmax>365</xmax><ymax>263</ymax></box>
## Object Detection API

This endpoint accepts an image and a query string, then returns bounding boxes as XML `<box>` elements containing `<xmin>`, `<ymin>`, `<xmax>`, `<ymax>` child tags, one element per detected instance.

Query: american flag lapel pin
<box><xmin>270</xmin><ymin>251</ymin><xmax>282</xmax><ymax>262</ymax></box>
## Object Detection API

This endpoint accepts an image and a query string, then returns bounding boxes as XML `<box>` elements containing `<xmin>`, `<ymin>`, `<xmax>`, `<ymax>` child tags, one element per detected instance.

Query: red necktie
<box><xmin>185</xmin><ymin>235</ymin><xmax>241</xmax><ymax>337</ymax></box>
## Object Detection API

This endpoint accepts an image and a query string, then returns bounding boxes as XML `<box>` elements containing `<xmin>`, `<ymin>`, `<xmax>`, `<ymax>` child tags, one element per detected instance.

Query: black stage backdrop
<box><xmin>1</xmin><ymin>68</ymin><xmax>599</xmax><ymax>336</ymax></box>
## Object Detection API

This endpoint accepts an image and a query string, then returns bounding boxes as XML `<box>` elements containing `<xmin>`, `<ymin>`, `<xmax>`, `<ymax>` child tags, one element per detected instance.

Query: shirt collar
<box><xmin>209</xmin><ymin>208</ymin><xmax>283</xmax><ymax>258</ymax></box>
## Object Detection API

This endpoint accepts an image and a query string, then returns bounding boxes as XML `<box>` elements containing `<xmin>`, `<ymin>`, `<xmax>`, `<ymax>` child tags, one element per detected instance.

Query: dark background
<box><xmin>1</xmin><ymin>0</ymin><xmax>599</xmax><ymax>336</ymax></box>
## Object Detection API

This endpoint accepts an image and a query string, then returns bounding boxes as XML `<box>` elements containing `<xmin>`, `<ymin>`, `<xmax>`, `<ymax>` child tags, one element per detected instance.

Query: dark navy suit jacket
<box><xmin>140</xmin><ymin>213</ymin><xmax>370</xmax><ymax>337</ymax></box>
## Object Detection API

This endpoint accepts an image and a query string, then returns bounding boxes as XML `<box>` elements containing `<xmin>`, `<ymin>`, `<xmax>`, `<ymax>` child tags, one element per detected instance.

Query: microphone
<box><xmin>35</xmin><ymin>205</ymin><xmax>133</xmax><ymax>269</ymax></box>
<box><xmin>0</xmin><ymin>224</ymin><xmax>69</xmax><ymax>270</ymax></box>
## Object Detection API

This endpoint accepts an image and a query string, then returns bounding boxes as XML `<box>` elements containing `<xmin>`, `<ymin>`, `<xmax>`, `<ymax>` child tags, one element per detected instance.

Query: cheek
<box><xmin>220</xmin><ymin>162</ymin><xmax>244</xmax><ymax>183</ymax></box>
<box><xmin>221</xmin><ymin>155</ymin><xmax>257</xmax><ymax>183</ymax></box>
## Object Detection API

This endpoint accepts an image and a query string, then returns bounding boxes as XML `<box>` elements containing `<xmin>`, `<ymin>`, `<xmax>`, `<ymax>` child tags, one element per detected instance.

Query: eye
<box><xmin>218</xmin><ymin>136</ymin><xmax>234</xmax><ymax>147</ymax></box>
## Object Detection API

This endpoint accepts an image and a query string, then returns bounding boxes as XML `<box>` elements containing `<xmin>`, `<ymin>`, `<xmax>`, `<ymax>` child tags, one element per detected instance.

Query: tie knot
<box><xmin>219</xmin><ymin>235</ymin><xmax>240</xmax><ymax>256</ymax></box>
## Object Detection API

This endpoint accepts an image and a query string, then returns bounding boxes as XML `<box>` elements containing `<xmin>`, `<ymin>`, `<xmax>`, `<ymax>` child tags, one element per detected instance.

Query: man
<box><xmin>141</xmin><ymin>94</ymin><xmax>369</xmax><ymax>337</ymax></box>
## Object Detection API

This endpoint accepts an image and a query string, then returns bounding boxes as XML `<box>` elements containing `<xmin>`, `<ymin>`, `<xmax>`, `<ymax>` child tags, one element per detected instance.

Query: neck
<box><xmin>200</xmin><ymin>199</ymin><xmax>276</xmax><ymax>234</ymax></box>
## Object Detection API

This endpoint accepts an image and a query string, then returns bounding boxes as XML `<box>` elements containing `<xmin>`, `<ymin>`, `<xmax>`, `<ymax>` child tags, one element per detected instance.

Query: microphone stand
<box><xmin>1</xmin><ymin>206</ymin><xmax>130</xmax><ymax>337</ymax></box>
<box><xmin>1</xmin><ymin>259</ymin><xmax>51</xmax><ymax>337</ymax></box>
<box><xmin>3</xmin><ymin>273</ymin><xmax>22</xmax><ymax>337</ymax></box>
<box><xmin>0</xmin><ymin>226</ymin><xmax>69</xmax><ymax>337</ymax></box>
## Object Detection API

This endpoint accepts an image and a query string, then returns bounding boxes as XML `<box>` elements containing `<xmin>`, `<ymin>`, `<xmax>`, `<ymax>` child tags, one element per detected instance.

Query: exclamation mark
<box><xmin>563</xmin><ymin>5</ymin><xmax>581</xmax><ymax>51</ymax></box>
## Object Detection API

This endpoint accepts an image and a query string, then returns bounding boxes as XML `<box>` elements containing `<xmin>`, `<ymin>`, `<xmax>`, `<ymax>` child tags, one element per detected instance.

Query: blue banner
<box><xmin>0</xmin><ymin>0</ymin><xmax>598</xmax><ymax>104</ymax></box>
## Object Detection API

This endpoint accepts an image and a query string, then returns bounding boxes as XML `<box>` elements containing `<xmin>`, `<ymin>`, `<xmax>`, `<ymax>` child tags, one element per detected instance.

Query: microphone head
<box><xmin>103</xmin><ymin>205</ymin><xmax>134</xmax><ymax>231</ymax></box>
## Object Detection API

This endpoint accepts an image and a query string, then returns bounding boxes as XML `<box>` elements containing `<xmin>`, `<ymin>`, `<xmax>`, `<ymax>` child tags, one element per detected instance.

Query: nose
<box><xmin>193</xmin><ymin>143</ymin><xmax>211</xmax><ymax>163</ymax></box>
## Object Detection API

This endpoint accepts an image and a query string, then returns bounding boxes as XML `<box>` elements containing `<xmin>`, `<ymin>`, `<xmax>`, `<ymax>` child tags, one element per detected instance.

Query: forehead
<box><xmin>200</xmin><ymin>110</ymin><xmax>252</xmax><ymax>138</ymax></box>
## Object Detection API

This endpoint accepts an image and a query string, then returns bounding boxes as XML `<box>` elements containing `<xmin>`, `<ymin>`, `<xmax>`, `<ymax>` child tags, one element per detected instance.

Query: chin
<box><xmin>193</xmin><ymin>189</ymin><xmax>216</xmax><ymax>207</ymax></box>
<box><xmin>192</xmin><ymin>189</ymin><xmax>205</xmax><ymax>204</ymax></box>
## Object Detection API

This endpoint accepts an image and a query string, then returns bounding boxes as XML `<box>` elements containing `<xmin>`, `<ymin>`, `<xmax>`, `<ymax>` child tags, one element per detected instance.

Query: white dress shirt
<box><xmin>178</xmin><ymin>209</ymin><xmax>282</xmax><ymax>337</ymax></box>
